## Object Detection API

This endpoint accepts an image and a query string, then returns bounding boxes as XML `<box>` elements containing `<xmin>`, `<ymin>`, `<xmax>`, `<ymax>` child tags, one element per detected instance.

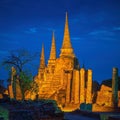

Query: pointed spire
<box><xmin>60</xmin><ymin>12</ymin><xmax>75</xmax><ymax>57</ymax></box>
<box><xmin>49</xmin><ymin>31</ymin><xmax>56</xmax><ymax>60</ymax></box>
<box><xmin>61</xmin><ymin>12</ymin><xmax>72</xmax><ymax>49</ymax></box>
<box><xmin>40</xmin><ymin>44</ymin><xmax>45</xmax><ymax>69</ymax></box>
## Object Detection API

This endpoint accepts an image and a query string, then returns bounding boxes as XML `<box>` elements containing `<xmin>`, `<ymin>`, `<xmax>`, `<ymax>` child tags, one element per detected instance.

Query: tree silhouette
<box><xmin>2</xmin><ymin>49</ymin><xmax>38</xmax><ymax>74</ymax></box>
<box><xmin>2</xmin><ymin>49</ymin><xmax>39</xmax><ymax>100</ymax></box>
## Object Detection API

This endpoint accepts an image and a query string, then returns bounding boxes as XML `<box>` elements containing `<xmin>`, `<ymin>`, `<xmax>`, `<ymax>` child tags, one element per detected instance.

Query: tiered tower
<box><xmin>33</xmin><ymin>13</ymin><xmax>93</xmax><ymax>111</ymax></box>
<box><xmin>48</xmin><ymin>32</ymin><xmax>56</xmax><ymax>74</ymax></box>
<box><xmin>60</xmin><ymin>12</ymin><xmax>75</xmax><ymax>58</ymax></box>
<box><xmin>38</xmin><ymin>44</ymin><xmax>45</xmax><ymax>80</ymax></box>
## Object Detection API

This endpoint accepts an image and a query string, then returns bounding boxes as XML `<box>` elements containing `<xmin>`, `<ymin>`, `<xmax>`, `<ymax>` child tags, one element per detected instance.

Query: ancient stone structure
<box><xmin>96</xmin><ymin>85</ymin><xmax>112</xmax><ymax>106</ymax></box>
<box><xmin>8</xmin><ymin>67</ymin><xmax>16</xmax><ymax>99</ymax></box>
<box><xmin>15</xmin><ymin>76</ymin><xmax>22</xmax><ymax>100</ymax></box>
<box><xmin>112</xmin><ymin>67</ymin><xmax>118</xmax><ymax>108</ymax></box>
<box><xmin>8</xmin><ymin>67</ymin><xmax>22</xmax><ymax>100</ymax></box>
<box><xmin>93</xmin><ymin>68</ymin><xmax>120</xmax><ymax>112</ymax></box>
<box><xmin>34</xmin><ymin>13</ymin><xmax>93</xmax><ymax>111</ymax></box>
<box><xmin>86</xmin><ymin>69</ymin><xmax>92</xmax><ymax>104</ymax></box>
<box><xmin>5</xmin><ymin>13</ymin><xmax>120</xmax><ymax>112</ymax></box>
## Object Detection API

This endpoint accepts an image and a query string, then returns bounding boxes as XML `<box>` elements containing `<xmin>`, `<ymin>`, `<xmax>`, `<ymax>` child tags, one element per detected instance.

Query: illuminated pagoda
<box><xmin>8</xmin><ymin>13</ymin><xmax>120</xmax><ymax>112</ymax></box>
<box><xmin>34</xmin><ymin>13</ymin><xmax>92</xmax><ymax>111</ymax></box>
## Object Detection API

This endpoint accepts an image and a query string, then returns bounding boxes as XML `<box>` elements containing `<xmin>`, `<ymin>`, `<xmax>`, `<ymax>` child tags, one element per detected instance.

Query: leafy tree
<box><xmin>29</xmin><ymin>80</ymin><xmax>39</xmax><ymax>100</ymax></box>
<box><xmin>19</xmin><ymin>71</ymin><xmax>33</xmax><ymax>100</ymax></box>
<box><xmin>1</xmin><ymin>49</ymin><xmax>39</xmax><ymax>100</ymax></box>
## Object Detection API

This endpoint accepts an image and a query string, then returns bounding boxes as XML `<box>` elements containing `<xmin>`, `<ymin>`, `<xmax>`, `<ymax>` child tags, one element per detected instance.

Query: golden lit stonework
<box><xmin>7</xmin><ymin>13</ymin><xmax>120</xmax><ymax>112</ymax></box>
<box><xmin>34</xmin><ymin>13</ymin><xmax>93</xmax><ymax>111</ymax></box>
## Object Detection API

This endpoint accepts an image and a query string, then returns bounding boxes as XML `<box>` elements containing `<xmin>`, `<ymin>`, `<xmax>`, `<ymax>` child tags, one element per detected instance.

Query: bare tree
<box><xmin>2</xmin><ymin>49</ymin><xmax>38</xmax><ymax>74</ymax></box>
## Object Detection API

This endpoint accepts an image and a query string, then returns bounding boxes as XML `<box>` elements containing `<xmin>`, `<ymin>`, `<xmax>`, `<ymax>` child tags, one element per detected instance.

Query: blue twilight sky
<box><xmin>0</xmin><ymin>0</ymin><xmax>120</xmax><ymax>85</ymax></box>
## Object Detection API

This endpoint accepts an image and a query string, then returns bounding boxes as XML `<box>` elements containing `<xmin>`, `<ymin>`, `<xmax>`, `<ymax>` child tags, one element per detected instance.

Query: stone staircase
<box><xmin>39</xmin><ymin>73</ymin><xmax>62</xmax><ymax>99</ymax></box>
<box><xmin>51</xmin><ymin>73</ymin><xmax>61</xmax><ymax>90</ymax></box>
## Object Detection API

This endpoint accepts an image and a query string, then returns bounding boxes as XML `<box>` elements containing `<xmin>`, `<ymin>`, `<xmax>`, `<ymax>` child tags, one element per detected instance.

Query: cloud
<box><xmin>43</xmin><ymin>27</ymin><xmax>54</xmax><ymax>31</ymax></box>
<box><xmin>0</xmin><ymin>33</ymin><xmax>19</xmax><ymax>45</ymax></box>
<box><xmin>0</xmin><ymin>50</ymin><xmax>8</xmax><ymax>55</ymax></box>
<box><xmin>0</xmin><ymin>32</ymin><xmax>19</xmax><ymax>38</ymax></box>
<box><xmin>24</xmin><ymin>27</ymin><xmax>37</xmax><ymax>34</ymax></box>
<box><xmin>71</xmin><ymin>37</ymin><xmax>81</xmax><ymax>40</ymax></box>
<box><xmin>89</xmin><ymin>30</ymin><xmax>114</xmax><ymax>36</ymax></box>
<box><xmin>0</xmin><ymin>33</ymin><xmax>12</xmax><ymax>37</ymax></box>
<box><xmin>24</xmin><ymin>26</ymin><xmax>56</xmax><ymax>34</ymax></box>
<box><xmin>39</xmin><ymin>27</ymin><xmax>57</xmax><ymax>32</ymax></box>
<box><xmin>113</xmin><ymin>27</ymin><xmax>120</xmax><ymax>31</ymax></box>
<box><xmin>87</xmin><ymin>29</ymin><xmax>118</xmax><ymax>42</ymax></box>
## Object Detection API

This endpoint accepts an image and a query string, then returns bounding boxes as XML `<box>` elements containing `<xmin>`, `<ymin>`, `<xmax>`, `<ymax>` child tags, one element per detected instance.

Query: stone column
<box><xmin>9</xmin><ymin>67</ymin><xmax>16</xmax><ymax>99</ymax></box>
<box><xmin>112</xmin><ymin>67</ymin><xmax>118</xmax><ymax>108</ymax></box>
<box><xmin>60</xmin><ymin>70</ymin><xmax>64</xmax><ymax>87</ymax></box>
<box><xmin>86</xmin><ymin>69</ymin><xmax>92</xmax><ymax>104</ymax></box>
<box><xmin>71</xmin><ymin>71</ymin><xmax>75</xmax><ymax>103</ymax></box>
<box><xmin>8</xmin><ymin>85</ymin><xmax>14</xmax><ymax>99</ymax></box>
<box><xmin>15</xmin><ymin>76</ymin><xmax>22</xmax><ymax>100</ymax></box>
<box><xmin>66</xmin><ymin>71</ymin><xmax>71</xmax><ymax>104</ymax></box>
<box><xmin>11</xmin><ymin>67</ymin><xmax>16</xmax><ymax>84</ymax></box>
<box><xmin>74</xmin><ymin>70</ymin><xmax>80</xmax><ymax>104</ymax></box>
<box><xmin>80</xmin><ymin>68</ymin><xmax>85</xmax><ymax>104</ymax></box>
